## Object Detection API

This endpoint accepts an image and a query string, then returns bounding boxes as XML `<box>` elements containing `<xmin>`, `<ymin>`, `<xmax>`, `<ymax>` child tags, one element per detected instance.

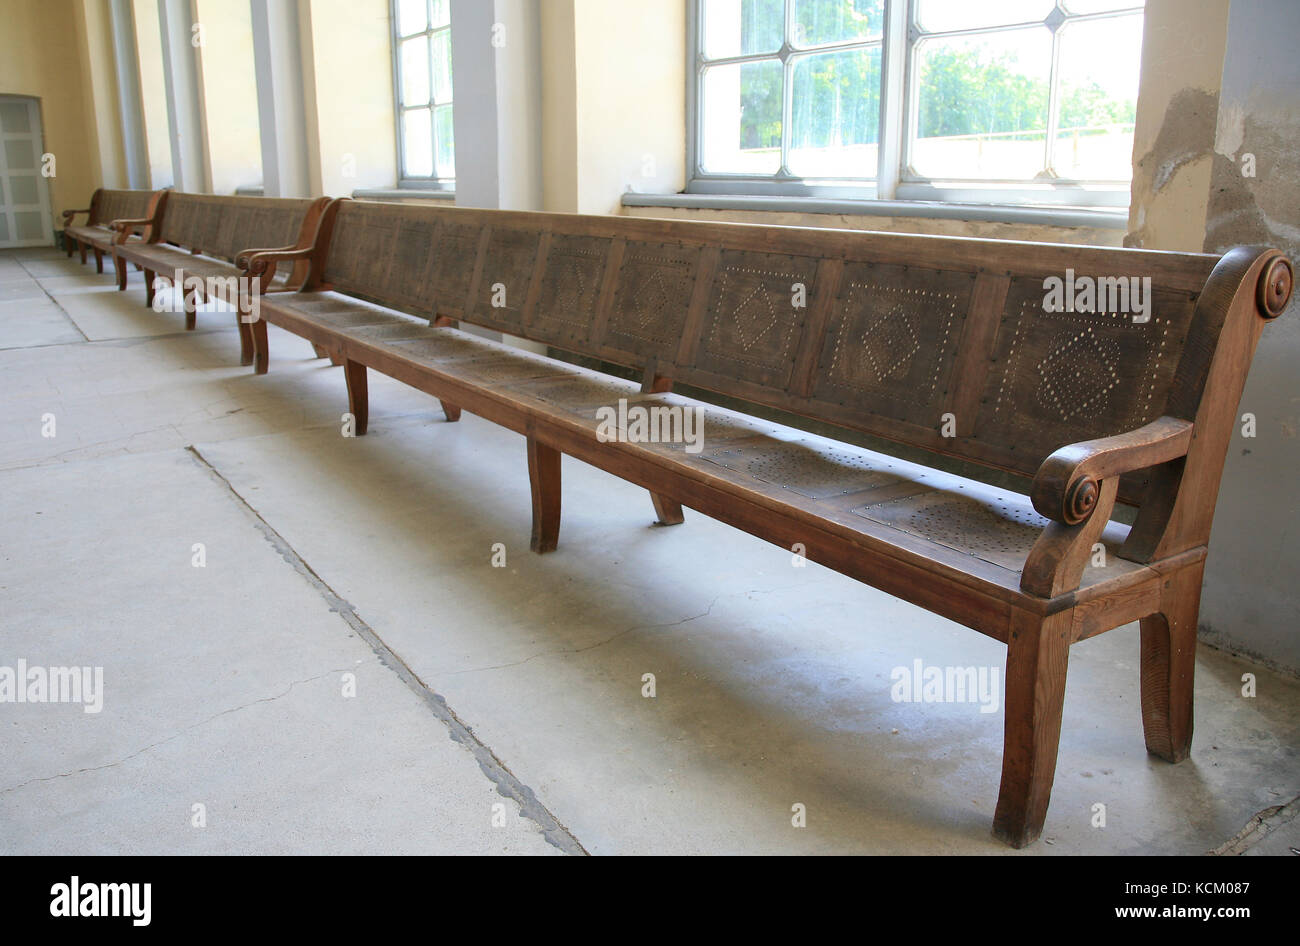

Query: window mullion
<box><xmin>779</xmin><ymin>0</ymin><xmax>794</xmax><ymax>175</ymax></box>
<box><xmin>877</xmin><ymin>0</ymin><xmax>910</xmax><ymax>197</ymax></box>
<box><xmin>1044</xmin><ymin>24</ymin><xmax>1063</xmax><ymax>176</ymax></box>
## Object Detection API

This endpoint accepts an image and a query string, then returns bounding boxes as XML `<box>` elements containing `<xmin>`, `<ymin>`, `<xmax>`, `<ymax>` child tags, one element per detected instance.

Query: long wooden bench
<box><xmin>239</xmin><ymin>198</ymin><xmax>1292</xmax><ymax>847</ymax></box>
<box><xmin>111</xmin><ymin>192</ymin><xmax>329</xmax><ymax>366</ymax></box>
<box><xmin>62</xmin><ymin>188</ymin><xmax>166</xmax><ymax>273</ymax></box>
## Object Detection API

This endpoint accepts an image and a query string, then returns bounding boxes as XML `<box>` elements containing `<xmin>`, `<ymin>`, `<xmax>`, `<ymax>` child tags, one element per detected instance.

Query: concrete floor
<box><xmin>1</xmin><ymin>246</ymin><xmax>1296</xmax><ymax>856</ymax></box>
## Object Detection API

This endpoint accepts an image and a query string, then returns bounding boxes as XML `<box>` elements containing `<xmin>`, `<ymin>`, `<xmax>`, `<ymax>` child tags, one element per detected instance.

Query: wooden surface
<box><xmin>222</xmin><ymin>197</ymin><xmax>1291</xmax><ymax>847</ymax></box>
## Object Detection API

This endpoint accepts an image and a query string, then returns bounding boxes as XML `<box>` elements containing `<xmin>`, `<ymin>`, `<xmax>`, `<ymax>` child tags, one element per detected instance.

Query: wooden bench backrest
<box><xmin>160</xmin><ymin>193</ymin><xmax>322</xmax><ymax>263</ymax></box>
<box><xmin>310</xmin><ymin>199</ymin><xmax>1281</xmax><ymax>525</ymax></box>
<box><xmin>89</xmin><ymin>188</ymin><xmax>157</xmax><ymax>227</ymax></box>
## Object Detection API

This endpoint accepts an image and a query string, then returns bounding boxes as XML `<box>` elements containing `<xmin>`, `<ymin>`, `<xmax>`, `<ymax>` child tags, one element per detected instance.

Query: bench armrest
<box><xmin>1030</xmin><ymin>416</ymin><xmax>1194</xmax><ymax>526</ymax></box>
<box><xmin>239</xmin><ymin>247</ymin><xmax>315</xmax><ymax>290</ymax></box>
<box><xmin>109</xmin><ymin>217</ymin><xmax>155</xmax><ymax>244</ymax></box>
<box><xmin>61</xmin><ymin>208</ymin><xmax>90</xmax><ymax>224</ymax></box>
<box><xmin>235</xmin><ymin>244</ymin><xmax>300</xmax><ymax>271</ymax></box>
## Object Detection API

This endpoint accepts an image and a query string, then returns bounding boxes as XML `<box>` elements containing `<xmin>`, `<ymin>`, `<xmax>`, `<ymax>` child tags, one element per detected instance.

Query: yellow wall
<box><xmin>74</xmin><ymin>0</ymin><xmax>128</xmax><ymax>190</ymax></box>
<box><xmin>133</xmin><ymin>0</ymin><xmax>174</xmax><ymax>188</ymax></box>
<box><xmin>195</xmin><ymin>0</ymin><xmax>263</xmax><ymax>194</ymax></box>
<box><xmin>0</xmin><ymin>0</ymin><xmax>100</xmax><ymax>221</ymax></box>
<box><xmin>304</xmin><ymin>0</ymin><xmax>396</xmax><ymax>198</ymax></box>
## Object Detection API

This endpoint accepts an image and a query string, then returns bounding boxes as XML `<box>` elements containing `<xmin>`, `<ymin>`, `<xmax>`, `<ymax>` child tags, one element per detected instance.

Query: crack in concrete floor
<box><xmin>185</xmin><ymin>443</ymin><xmax>588</xmax><ymax>856</ymax></box>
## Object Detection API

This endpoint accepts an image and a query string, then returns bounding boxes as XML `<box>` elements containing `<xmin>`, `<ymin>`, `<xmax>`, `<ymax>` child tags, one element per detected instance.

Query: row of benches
<box><xmin>61</xmin><ymin>186</ymin><xmax>1292</xmax><ymax>847</ymax></box>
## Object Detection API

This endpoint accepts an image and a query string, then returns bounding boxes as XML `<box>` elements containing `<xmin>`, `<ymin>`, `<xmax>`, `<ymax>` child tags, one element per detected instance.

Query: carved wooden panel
<box><xmin>383</xmin><ymin>215</ymin><xmax>439</xmax><ymax>312</ymax></box>
<box><xmin>428</xmin><ymin>221</ymin><xmax>481</xmax><ymax>319</ymax></box>
<box><xmin>93</xmin><ymin>190</ymin><xmax>151</xmax><ymax>227</ymax></box>
<box><xmin>973</xmin><ymin>276</ymin><xmax>1198</xmax><ymax>472</ymax></box>
<box><xmin>322</xmin><ymin>203</ymin><xmax>400</xmax><ymax>296</ymax></box>
<box><xmin>602</xmin><ymin>241</ymin><xmax>700</xmax><ymax>361</ymax></box>
<box><xmin>702</xmin><ymin>440</ymin><xmax>905</xmax><ymax>500</ymax></box>
<box><xmin>191</xmin><ymin>200</ymin><xmax>223</xmax><ymax>254</ymax></box>
<box><xmin>467</xmin><ymin>226</ymin><xmax>539</xmax><ymax>334</ymax></box>
<box><xmin>214</xmin><ymin>203</ymin><xmax>307</xmax><ymax>262</ymax></box>
<box><xmin>161</xmin><ymin>196</ymin><xmax>203</xmax><ymax>248</ymax></box>
<box><xmin>531</xmin><ymin>234</ymin><xmax>610</xmax><ymax>346</ymax></box>
<box><xmin>810</xmin><ymin>262</ymin><xmax>973</xmax><ymax>429</ymax></box>
<box><xmin>693</xmin><ymin>250</ymin><xmax>818</xmax><ymax>388</ymax></box>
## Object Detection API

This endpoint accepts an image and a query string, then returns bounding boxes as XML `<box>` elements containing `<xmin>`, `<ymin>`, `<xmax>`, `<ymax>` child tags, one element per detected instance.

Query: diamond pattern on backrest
<box><xmin>602</xmin><ymin>241</ymin><xmax>699</xmax><ymax>362</ymax></box>
<box><xmin>694</xmin><ymin>250</ymin><xmax>818</xmax><ymax>388</ymax></box>
<box><xmin>973</xmin><ymin>276</ymin><xmax>1198</xmax><ymax>470</ymax></box>
<box><xmin>811</xmin><ymin>263</ymin><xmax>974</xmax><ymax>429</ymax></box>
<box><xmin>531</xmin><ymin>234</ymin><xmax>610</xmax><ymax>346</ymax></box>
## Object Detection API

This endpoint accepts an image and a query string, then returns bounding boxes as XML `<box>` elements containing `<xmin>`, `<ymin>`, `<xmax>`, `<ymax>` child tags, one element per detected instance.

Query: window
<box><xmin>392</xmin><ymin>0</ymin><xmax>455</xmax><ymax>185</ymax></box>
<box><xmin>691</xmin><ymin>0</ymin><xmax>1144</xmax><ymax>207</ymax></box>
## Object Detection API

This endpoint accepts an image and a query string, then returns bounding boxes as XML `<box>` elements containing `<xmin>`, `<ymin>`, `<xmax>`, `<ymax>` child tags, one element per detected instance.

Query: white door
<box><xmin>0</xmin><ymin>96</ymin><xmax>54</xmax><ymax>248</ymax></box>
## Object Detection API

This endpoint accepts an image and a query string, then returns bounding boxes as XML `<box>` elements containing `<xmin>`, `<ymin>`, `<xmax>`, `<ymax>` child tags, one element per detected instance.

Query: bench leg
<box><xmin>651</xmin><ymin>494</ymin><xmax>685</xmax><ymax>526</ymax></box>
<box><xmin>527</xmin><ymin>436</ymin><xmax>561</xmax><ymax>554</ymax></box>
<box><xmin>992</xmin><ymin>609</ymin><xmax>1071</xmax><ymax>848</ymax></box>
<box><xmin>344</xmin><ymin>359</ymin><xmax>368</xmax><ymax>436</ymax></box>
<box><xmin>236</xmin><ymin>316</ymin><xmax>254</xmax><ymax>367</ymax></box>
<box><xmin>78</xmin><ymin>240</ymin><xmax>87</xmax><ymax>265</ymax></box>
<box><xmin>184</xmin><ymin>285</ymin><xmax>199</xmax><ymax>330</ymax></box>
<box><xmin>114</xmin><ymin>254</ymin><xmax>128</xmax><ymax>290</ymax></box>
<box><xmin>143</xmin><ymin>270</ymin><xmax>156</xmax><ymax>308</ymax></box>
<box><xmin>65</xmin><ymin>235</ymin><xmax>75</xmax><ymax>258</ymax></box>
<box><xmin>251</xmin><ymin>319</ymin><xmax>269</xmax><ymax>375</ymax></box>
<box><xmin>440</xmin><ymin>400</ymin><xmax>461</xmax><ymax>423</ymax></box>
<box><xmin>311</xmin><ymin>343</ymin><xmax>329</xmax><ymax>359</ymax></box>
<box><xmin>93</xmin><ymin>247</ymin><xmax>104</xmax><ymax>274</ymax></box>
<box><xmin>1140</xmin><ymin>562</ymin><xmax>1203</xmax><ymax>763</ymax></box>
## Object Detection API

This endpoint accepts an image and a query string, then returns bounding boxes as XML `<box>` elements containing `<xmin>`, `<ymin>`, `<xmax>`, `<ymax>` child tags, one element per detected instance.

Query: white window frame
<box><xmin>391</xmin><ymin>0</ymin><xmax>455</xmax><ymax>189</ymax></box>
<box><xmin>687</xmin><ymin>0</ymin><xmax>1144</xmax><ymax>209</ymax></box>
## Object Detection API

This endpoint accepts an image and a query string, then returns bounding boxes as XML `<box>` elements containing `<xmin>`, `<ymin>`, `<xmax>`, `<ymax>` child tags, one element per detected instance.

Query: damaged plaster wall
<box><xmin>1196</xmin><ymin>0</ymin><xmax>1300</xmax><ymax>674</ymax></box>
<box><xmin>1125</xmin><ymin>0</ymin><xmax>1230</xmax><ymax>250</ymax></box>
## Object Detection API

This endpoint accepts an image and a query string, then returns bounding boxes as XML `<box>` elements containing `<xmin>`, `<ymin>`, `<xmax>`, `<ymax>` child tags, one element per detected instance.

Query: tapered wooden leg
<box><xmin>527</xmin><ymin>436</ymin><xmax>561</xmax><ymax>554</ymax></box>
<box><xmin>1140</xmin><ymin>562</ymin><xmax>1203</xmax><ymax>763</ymax></box>
<box><xmin>992</xmin><ymin>609</ymin><xmax>1071</xmax><ymax>848</ymax></box>
<box><xmin>78</xmin><ymin>240</ymin><xmax>87</xmax><ymax>264</ymax></box>
<box><xmin>93</xmin><ymin>247</ymin><xmax>104</xmax><ymax>273</ymax></box>
<box><xmin>114</xmin><ymin>254</ymin><xmax>128</xmax><ymax>290</ymax></box>
<box><xmin>236</xmin><ymin>315</ymin><xmax>254</xmax><ymax>367</ymax></box>
<box><xmin>252</xmin><ymin>319</ymin><xmax>269</xmax><ymax>375</ymax></box>
<box><xmin>651</xmin><ymin>493</ymin><xmax>685</xmax><ymax>525</ymax></box>
<box><xmin>143</xmin><ymin>270</ymin><xmax>156</xmax><ymax>308</ymax></box>
<box><xmin>64</xmin><ymin>235</ymin><xmax>74</xmax><ymax>257</ymax></box>
<box><xmin>183</xmin><ymin>284</ymin><xmax>199</xmax><ymax>330</ymax></box>
<box><xmin>440</xmin><ymin>400</ymin><xmax>461</xmax><ymax>422</ymax></box>
<box><xmin>311</xmin><ymin>343</ymin><xmax>329</xmax><ymax>359</ymax></box>
<box><xmin>344</xmin><ymin>359</ymin><xmax>368</xmax><ymax>436</ymax></box>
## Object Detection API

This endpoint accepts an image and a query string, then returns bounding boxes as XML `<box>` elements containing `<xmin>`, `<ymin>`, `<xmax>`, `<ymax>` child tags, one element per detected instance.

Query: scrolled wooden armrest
<box><xmin>240</xmin><ymin>247</ymin><xmax>316</xmax><ymax>291</ymax></box>
<box><xmin>1030</xmin><ymin>416</ymin><xmax>1194</xmax><ymax>525</ymax></box>
<box><xmin>62</xmin><ymin>208</ymin><xmax>90</xmax><ymax>224</ymax></box>
<box><xmin>235</xmin><ymin>244</ymin><xmax>301</xmax><ymax>272</ymax></box>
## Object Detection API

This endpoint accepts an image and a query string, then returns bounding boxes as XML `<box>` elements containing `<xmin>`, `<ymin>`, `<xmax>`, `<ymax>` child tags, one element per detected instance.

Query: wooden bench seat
<box><xmin>110</xmin><ymin>193</ymin><xmax>329</xmax><ymax>366</ymax></box>
<box><xmin>61</xmin><ymin>188</ymin><xmax>165</xmax><ymax>273</ymax></box>
<box><xmin>238</xmin><ymin>198</ymin><xmax>1292</xmax><ymax>847</ymax></box>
